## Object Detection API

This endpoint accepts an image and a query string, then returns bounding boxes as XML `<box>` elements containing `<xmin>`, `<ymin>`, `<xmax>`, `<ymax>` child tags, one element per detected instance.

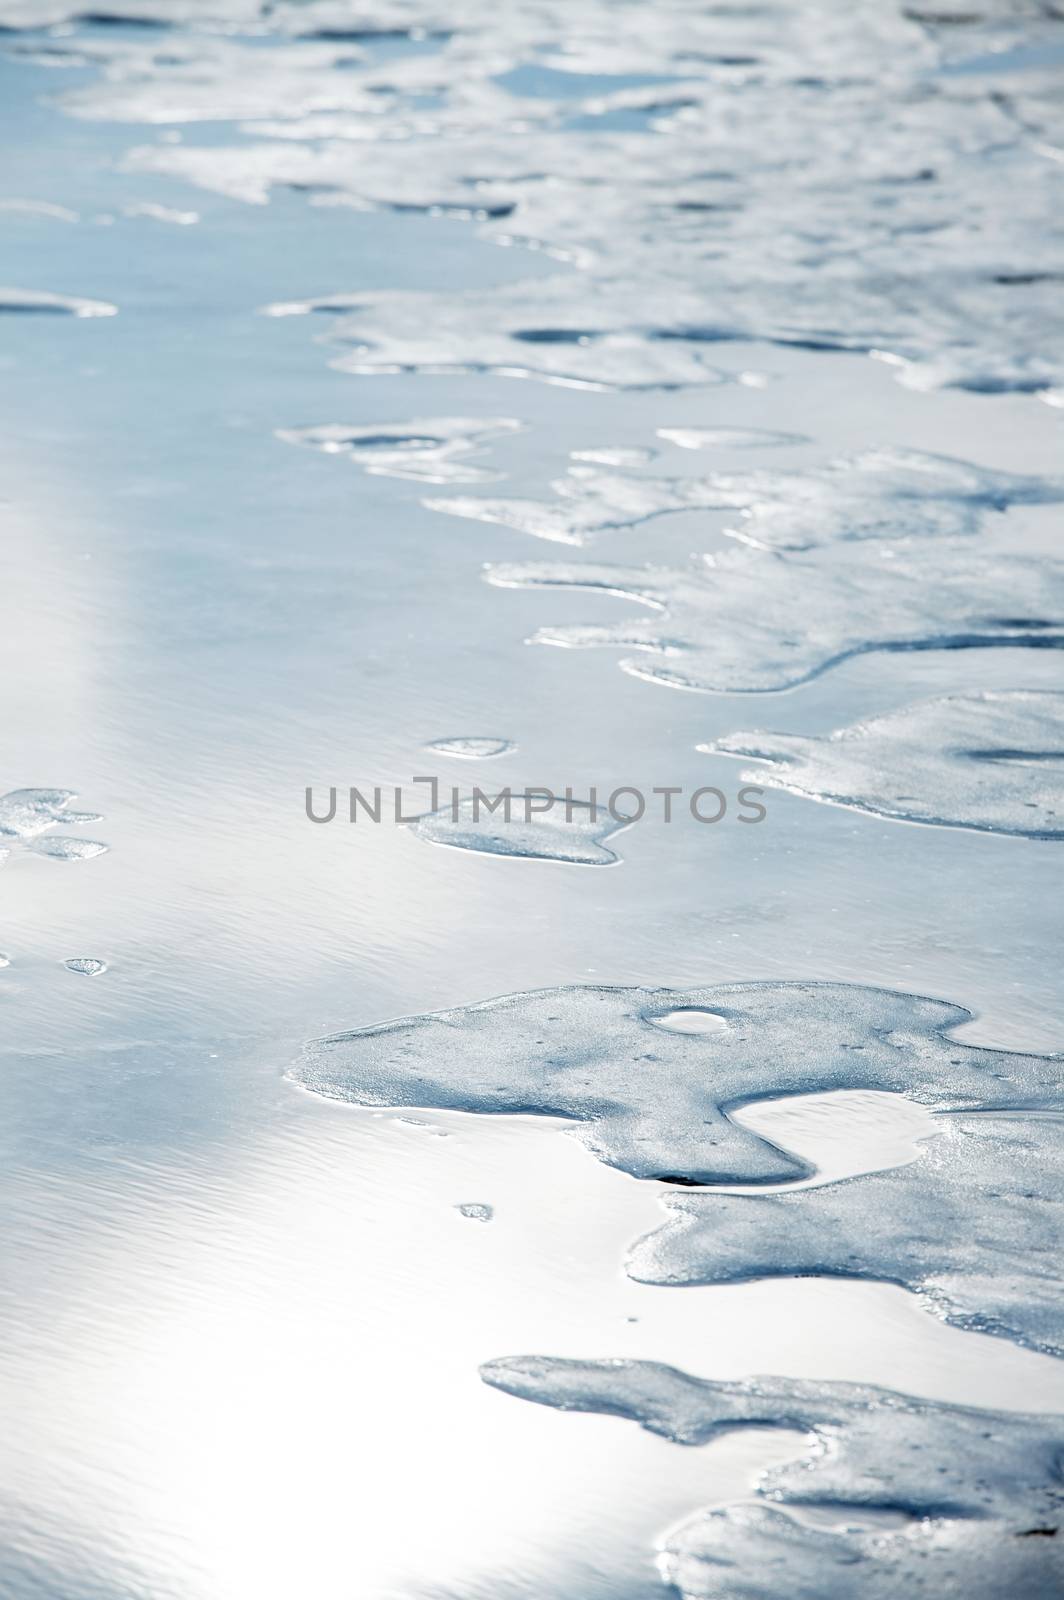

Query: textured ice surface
<box><xmin>73</xmin><ymin>0</ymin><xmax>1064</xmax><ymax>397</ymax></box>
<box><xmin>427</xmin><ymin>465</ymin><xmax>723</xmax><ymax>545</ymax></box>
<box><xmin>487</xmin><ymin>539</ymin><xmax>1064</xmax><ymax>692</ymax></box>
<box><xmin>290</xmin><ymin>982</ymin><xmax>1062</xmax><ymax>1188</ymax></box>
<box><xmin>438</xmin><ymin>446</ymin><xmax>1064</xmax><ymax>547</ymax></box>
<box><xmin>571</xmin><ymin>446</ymin><xmax>657</xmax><ymax>468</ymax></box>
<box><xmin>0</xmin><ymin>789</ymin><xmax>108</xmax><ymax>863</ymax></box>
<box><xmin>276</xmin><ymin>417</ymin><xmax>522</xmax><ymax>484</ymax></box>
<box><xmin>0</xmin><ymin>288</ymin><xmax>117</xmax><ymax>318</ymax></box>
<box><xmin>662</xmin><ymin>1501</ymin><xmax>1064</xmax><ymax>1600</ymax></box>
<box><xmin>63</xmin><ymin>957</ymin><xmax>108</xmax><ymax>976</ymax></box>
<box><xmin>698</xmin><ymin>446</ymin><xmax>1064</xmax><ymax>552</ymax></box>
<box><xmin>707</xmin><ymin>691</ymin><xmax>1064</xmax><ymax>837</ymax></box>
<box><xmin>410</xmin><ymin>795</ymin><xmax>629</xmax><ymax>865</ymax></box>
<box><xmin>657</xmin><ymin>428</ymin><xmax>809</xmax><ymax>451</ymax></box>
<box><xmin>457</xmin><ymin>1202</ymin><xmax>494</xmax><ymax>1222</ymax></box>
<box><xmin>123</xmin><ymin>201</ymin><xmax>199</xmax><ymax>225</ymax></box>
<box><xmin>481</xmin><ymin>1357</ymin><xmax>1064</xmax><ymax>1598</ymax></box>
<box><xmin>260</xmin><ymin>280</ymin><xmax>735</xmax><ymax>390</ymax></box>
<box><xmin>426</xmin><ymin>737</ymin><xmax>515</xmax><ymax>759</ymax></box>
<box><xmin>631</xmin><ymin>1112</ymin><xmax>1064</xmax><ymax>1354</ymax></box>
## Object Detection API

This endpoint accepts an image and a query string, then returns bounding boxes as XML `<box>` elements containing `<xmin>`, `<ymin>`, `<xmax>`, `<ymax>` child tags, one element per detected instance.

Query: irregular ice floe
<box><xmin>0</xmin><ymin>199</ymin><xmax>80</xmax><ymax>222</ymax></box>
<box><xmin>486</xmin><ymin>539</ymin><xmax>1064</xmax><ymax>692</ymax></box>
<box><xmin>0</xmin><ymin>789</ymin><xmax>109</xmax><ymax>864</ymax></box>
<box><xmin>661</xmin><ymin>1499</ymin><xmax>1064</xmax><ymax>1600</ymax></box>
<box><xmin>457</xmin><ymin>1202</ymin><xmax>494</xmax><ymax>1221</ymax></box>
<box><xmin>277</xmin><ymin>417</ymin><xmax>522</xmax><ymax>484</ymax></box>
<box><xmin>707</xmin><ymin>690</ymin><xmax>1064</xmax><ymax>837</ymax></box>
<box><xmin>701</xmin><ymin>445</ymin><xmax>1064</xmax><ymax>552</ymax></box>
<box><xmin>260</xmin><ymin>280</ymin><xmax>734</xmax><ymax>390</ymax></box>
<box><xmin>425</xmin><ymin>736</ymin><xmax>515</xmax><ymax>758</ymax></box>
<box><xmin>427</xmin><ymin>465</ymin><xmax>720</xmax><ymax>545</ymax></box>
<box><xmin>410</xmin><ymin>795</ymin><xmax>629</xmax><ymax>865</ymax></box>
<box><xmin>63</xmin><ymin>957</ymin><xmax>107</xmax><ymax>976</ymax></box>
<box><xmin>123</xmin><ymin>201</ymin><xmax>199</xmax><ymax>225</ymax></box>
<box><xmin>59</xmin><ymin>0</ymin><xmax>1064</xmax><ymax>396</ymax></box>
<box><xmin>480</xmin><ymin>1357</ymin><xmax>1064</xmax><ymax>1598</ymax></box>
<box><xmin>290</xmin><ymin>981</ymin><xmax>1062</xmax><ymax>1188</ymax></box>
<box><xmin>570</xmin><ymin>446</ymin><xmax>657</xmax><ymax>468</ymax></box>
<box><xmin>439</xmin><ymin>447</ymin><xmax>1064</xmax><ymax>548</ymax></box>
<box><xmin>0</xmin><ymin>289</ymin><xmax>117</xmax><ymax>318</ymax></box>
<box><xmin>631</xmin><ymin>1111</ymin><xmax>1064</xmax><ymax>1354</ymax></box>
<box><xmin>657</xmin><ymin>427</ymin><xmax>809</xmax><ymax>451</ymax></box>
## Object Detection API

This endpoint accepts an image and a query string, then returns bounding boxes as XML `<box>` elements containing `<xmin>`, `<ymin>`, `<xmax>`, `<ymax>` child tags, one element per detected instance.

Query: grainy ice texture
<box><xmin>0</xmin><ymin>789</ymin><xmax>108</xmax><ymax>864</ymax></box>
<box><xmin>629</xmin><ymin>1112</ymin><xmax>1064</xmax><ymax>1355</ymax></box>
<box><xmin>706</xmin><ymin>691</ymin><xmax>1064</xmax><ymax>836</ymax></box>
<box><xmin>480</xmin><ymin>1358</ymin><xmax>1064</xmax><ymax>1596</ymax></box>
<box><xmin>426</xmin><ymin>737</ymin><xmax>516</xmax><ymax>759</ymax></box>
<box><xmin>276</xmin><ymin>417</ymin><xmax>523</xmax><ymax>485</ymax></box>
<box><xmin>60</xmin><ymin>0</ymin><xmax>1064</xmax><ymax>399</ymax></box>
<box><xmin>0</xmin><ymin>288</ymin><xmax>117</xmax><ymax>316</ymax></box>
<box><xmin>289</xmin><ymin>982</ymin><xmax>1062</xmax><ymax>1187</ymax></box>
<box><xmin>486</xmin><ymin>541</ymin><xmax>1064</xmax><ymax>693</ymax></box>
<box><xmin>431</xmin><ymin>447</ymin><xmax>1064</xmax><ymax>548</ymax></box>
<box><xmin>410</xmin><ymin>794</ymin><xmax>630</xmax><ymax>865</ymax></box>
<box><xmin>62</xmin><ymin>957</ymin><xmax>108</xmax><ymax>976</ymax></box>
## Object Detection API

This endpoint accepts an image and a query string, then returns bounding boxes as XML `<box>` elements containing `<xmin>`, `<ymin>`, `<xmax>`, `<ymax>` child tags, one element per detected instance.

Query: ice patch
<box><xmin>657</xmin><ymin>427</ymin><xmax>809</xmax><ymax>451</ymax></box>
<box><xmin>630</xmin><ymin>1112</ymin><xmax>1064</xmax><ymax>1355</ymax></box>
<box><xmin>69</xmin><ymin>0</ymin><xmax>1064</xmax><ymax>396</ymax></box>
<box><xmin>63</xmin><ymin>957</ymin><xmax>108</xmax><ymax>976</ymax></box>
<box><xmin>289</xmin><ymin>981</ymin><xmax>1062</xmax><ymax>1189</ymax></box>
<box><xmin>426</xmin><ymin>737</ymin><xmax>515</xmax><ymax>758</ymax></box>
<box><xmin>571</xmin><ymin>446</ymin><xmax>657</xmax><ymax>467</ymax></box>
<box><xmin>123</xmin><ymin>201</ymin><xmax>199</xmax><ymax>224</ymax></box>
<box><xmin>487</xmin><ymin>540</ymin><xmax>1064</xmax><ymax>692</ymax></box>
<box><xmin>480</xmin><ymin>1357</ymin><xmax>1064</xmax><ymax>1598</ymax></box>
<box><xmin>259</xmin><ymin>280</ymin><xmax>735</xmax><ymax>390</ymax></box>
<box><xmin>427</xmin><ymin>465</ymin><xmax>721</xmax><ymax>545</ymax></box>
<box><xmin>0</xmin><ymin>199</ymin><xmax>80</xmax><ymax>222</ymax></box>
<box><xmin>707</xmin><ymin>690</ymin><xmax>1064</xmax><ymax>837</ymax></box>
<box><xmin>410</xmin><ymin>794</ymin><xmax>629</xmax><ymax>865</ymax></box>
<box><xmin>440</xmin><ymin>447</ymin><xmax>1064</xmax><ymax>548</ymax></box>
<box><xmin>0</xmin><ymin>789</ymin><xmax>109</xmax><ymax>863</ymax></box>
<box><xmin>456</xmin><ymin>1202</ymin><xmax>494</xmax><ymax>1221</ymax></box>
<box><xmin>0</xmin><ymin>288</ymin><xmax>117</xmax><ymax>317</ymax></box>
<box><xmin>277</xmin><ymin>417</ymin><xmax>523</xmax><ymax>484</ymax></box>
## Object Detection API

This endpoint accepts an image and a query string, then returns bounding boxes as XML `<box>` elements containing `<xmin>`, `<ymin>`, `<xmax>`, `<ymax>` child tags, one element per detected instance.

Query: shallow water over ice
<box><xmin>1</xmin><ymin>5</ymin><xmax>1063</xmax><ymax>1599</ymax></box>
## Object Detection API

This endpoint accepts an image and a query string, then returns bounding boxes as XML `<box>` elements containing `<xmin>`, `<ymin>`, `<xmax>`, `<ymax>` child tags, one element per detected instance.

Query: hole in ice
<box><xmin>649</xmin><ymin>1009</ymin><xmax>729</xmax><ymax>1034</ymax></box>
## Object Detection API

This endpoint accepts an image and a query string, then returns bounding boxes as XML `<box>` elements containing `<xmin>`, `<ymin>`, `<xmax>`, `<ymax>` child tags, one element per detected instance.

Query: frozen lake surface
<box><xmin>1</xmin><ymin>2</ymin><xmax>1063</xmax><ymax>1596</ymax></box>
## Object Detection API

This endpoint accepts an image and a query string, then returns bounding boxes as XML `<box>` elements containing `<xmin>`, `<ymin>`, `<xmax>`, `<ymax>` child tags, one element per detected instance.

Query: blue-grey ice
<box><xmin>63</xmin><ymin>957</ymin><xmax>108</xmax><ymax>976</ymax></box>
<box><xmin>276</xmin><ymin>417</ymin><xmax>523</xmax><ymax>485</ymax></box>
<box><xmin>629</xmin><ymin>1111</ymin><xmax>1064</xmax><ymax>1356</ymax></box>
<box><xmin>434</xmin><ymin>446</ymin><xmax>1064</xmax><ymax>547</ymax></box>
<box><xmin>487</xmin><ymin>539</ymin><xmax>1064</xmax><ymax>692</ymax></box>
<box><xmin>706</xmin><ymin>691</ymin><xmax>1064</xmax><ymax>838</ymax></box>
<box><xmin>426</xmin><ymin>737</ymin><xmax>516</xmax><ymax>759</ymax></box>
<box><xmin>0</xmin><ymin>789</ymin><xmax>108</xmax><ymax>863</ymax></box>
<box><xmin>290</xmin><ymin>982</ymin><xmax>1062</xmax><ymax>1188</ymax></box>
<box><xmin>481</xmin><ymin>1356</ymin><xmax>1064</xmax><ymax>1598</ymax></box>
<box><xmin>61</xmin><ymin>0</ymin><xmax>1063</xmax><ymax>398</ymax></box>
<box><xmin>410</xmin><ymin>794</ymin><xmax>629</xmax><ymax>865</ymax></box>
<box><xmin>657</xmin><ymin>427</ymin><xmax>809</xmax><ymax>451</ymax></box>
<box><xmin>0</xmin><ymin>287</ymin><xmax>116</xmax><ymax>317</ymax></box>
